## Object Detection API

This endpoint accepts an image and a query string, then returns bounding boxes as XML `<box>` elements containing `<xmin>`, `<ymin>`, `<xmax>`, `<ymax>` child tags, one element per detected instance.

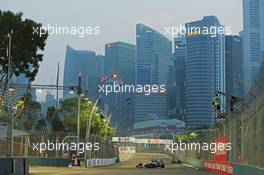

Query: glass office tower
<box><xmin>103</xmin><ymin>41</ymin><xmax>135</xmax><ymax>136</ymax></box>
<box><xmin>225</xmin><ymin>35</ymin><xmax>243</xmax><ymax>98</ymax></box>
<box><xmin>134</xmin><ymin>23</ymin><xmax>172</xmax><ymax>124</ymax></box>
<box><xmin>185</xmin><ymin>16</ymin><xmax>226</xmax><ymax>128</ymax></box>
<box><xmin>242</xmin><ymin>0</ymin><xmax>264</xmax><ymax>94</ymax></box>
<box><xmin>63</xmin><ymin>45</ymin><xmax>99</xmax><ymax>100</ymax></box>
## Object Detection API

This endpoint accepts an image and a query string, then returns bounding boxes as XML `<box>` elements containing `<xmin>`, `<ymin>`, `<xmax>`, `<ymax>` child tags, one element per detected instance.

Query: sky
<box><xmin>0</xmin><ymin>0</ymin><xmax>243</xmax><ymax>99</ymax></box>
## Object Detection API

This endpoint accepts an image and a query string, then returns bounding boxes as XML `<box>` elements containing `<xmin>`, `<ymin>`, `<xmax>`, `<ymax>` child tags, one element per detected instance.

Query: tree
<box><xmin>175</xmin><ymin>131</ymin><xmax>199</xmax><ymax>142</ymax></box>
<box><xmin>45</xmin><ymin>106</ymin><xmax>65</xmax><ymax>132</ymax></box>
<box><xmin>35</xmin><ymin>118</ymin><xmax>47</xmax><ymax>131</ymax></box>
<box><xmin>16</xmin><ymin>94</ymin><xmax>42</xmax><ymax>131</ymax></box>
<box><xmin>60</xmin><ymin>98</ymin><xmax>113</xmax><ymax>140</ymax></box>
<box><xmin>0</xmin><ymin>10</ymin><xmax>48</xmax><ymax>137</ymax></box>
<box><xmin>0</xmin><ymin>10</ymin><xmax>48</xmax><ymax>83</ymax></box>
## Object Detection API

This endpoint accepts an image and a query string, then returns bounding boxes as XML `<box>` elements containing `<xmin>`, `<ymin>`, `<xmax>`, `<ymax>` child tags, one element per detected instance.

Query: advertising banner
<box><xmin>205</xmin><ymin>160</ymin><xmax>234</xmax><ymax>175</ymax></box>
<box><xmin>214</xmin><ymin>135</ymin><xmax>229</xmax><ymax>161</ymax></box>
<box><xmin>205</xmin><ymin>135</ymin><xmax>233</xmax><ymax>175</ymax></box>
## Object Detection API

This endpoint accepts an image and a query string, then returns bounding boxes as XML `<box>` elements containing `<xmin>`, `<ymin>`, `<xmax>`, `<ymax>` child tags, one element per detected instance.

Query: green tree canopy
<box><xmin>0</xmin><ymin>10</ymin><xmax>48</xmax><ymax>82</ymax></box>
<box><xmin>16</xmin><ymin>94</ymin><xmax>42</xmax><ymax>131</ymax></box>
<box><xmin>45</xmin><ymin>106</ymin><xmax>65</xmax><ymax>132</ymax></box>
<box><xmin>175</xmin><ymin>131</ymin><xmax>199</xmax><ymax>142</ymax></box>
<box><xmin>35</xmin><ymin>118</ymin><xmax>47</xmax><ymax>132</ymax></box>
<box><xmin>60</xmin><ymin>98</ymin><xmax>113</xmax><ymax>140</ymax></box>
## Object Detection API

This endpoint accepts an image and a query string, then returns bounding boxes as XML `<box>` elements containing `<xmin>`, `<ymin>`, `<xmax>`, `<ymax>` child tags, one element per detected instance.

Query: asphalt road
<box><xmin>30</xmin><ymin>153</ymin><xmax>215</xmax><ymax>175</ymax></box>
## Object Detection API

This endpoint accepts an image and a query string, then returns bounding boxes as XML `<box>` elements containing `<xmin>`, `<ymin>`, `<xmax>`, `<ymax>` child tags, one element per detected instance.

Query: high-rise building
<box><xmin>171</xmin><ymin>35</ymin><xmax>186</xmax><ymax>121</ymax></box>
<box><xmin>63</xmin><ymin>45</ymin><xmax>99</xmax><ymax>100</ymax></box>
<box><xmin>96</xmin><ymin>55</ymin><xmax>105</xmax><ymax>77</ymax></box>
<box><xmin>225</xmin><ymin>35</ymin><xmax>244</xmax><ymax>98</ymax></box>
<box><xmin>185</xmin><ymin>16</ymin><xmax>226</xmax><ymax>128</ymax></box>
<box><xmin>134</xmin><ymin>23</ymin><xmax>172</xmax><ymax>124</ymax></box>
<box><xmin>242</xmin><ymin>0</ymin><xmax>264</xmax><ymax>94</ymax></box>
<box><xmin>41</xmin><ymin>91</ymin><xmax>56</xmax><ymax>114</ymax></box>
<box><xmin>103</xmin><ymin>41</ymin><xmax>135</xmax><ymax>136</ymax></box>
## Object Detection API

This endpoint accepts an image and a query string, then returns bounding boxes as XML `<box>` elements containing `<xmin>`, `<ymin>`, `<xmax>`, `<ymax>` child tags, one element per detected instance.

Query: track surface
<box><xmin>30</xmin><ymin>153</ymin><xmax>215</xmax><ymax>175</ymax></box>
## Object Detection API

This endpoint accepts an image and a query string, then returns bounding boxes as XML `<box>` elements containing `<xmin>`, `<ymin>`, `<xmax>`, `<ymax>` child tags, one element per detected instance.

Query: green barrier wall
<box><xmin>234</xmin><ymin>163</ymin><xmax>264</xmax><ymax>175</ymax></box>
<box><xmin>0</xmin><ymin>158</ymin><xmax>13</xmax><ymax>174</ymax></box>
<box><xmin>182</xmin><ymin>158</ymin><xmax>205</xmax><ymax>169</ymax></box>
<box><xmin>179</xmin><ymin>158</ymin><xmax>264</xmax><ymax>175</ymax></box>
<box><xmin>0</xmin><ymin>158</ymin><xmax>28</xmax><ymax>175</ymax></box>
<box><xmin>28</xmin><ymin>157</ymin><xmax>68</xmax><ymax>167</ymax></box>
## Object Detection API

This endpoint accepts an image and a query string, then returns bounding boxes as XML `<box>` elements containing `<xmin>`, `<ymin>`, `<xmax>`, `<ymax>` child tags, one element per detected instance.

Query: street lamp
<box><xmin>84</xmin><ymin>72</ymin><xmax>119</xmax><ymax>165</ymax></box>
<box><xmin>76</xmin><ymin>72</ymin><xmax>82</xmax><ymax>156</ymax></box>
<box><xmin>67</xmin><ymin>72</ymin><xmax>84</xmax><ymax>156</ymax></box>
<box><xmin>5</xmin><ymin>30</ymin><xmax>13</xmax><ymax>157</ymax></box>
<box><xmin>111</xmin><ymin>72</ymin><xmax>118</xmax><ymax>79</ymax></box>
<box><xmin>37</xmin><ymin>89</ymin><xmax>43</xmax><ymax>93</ymax></box>
<box><xmin>69</xmin><ymin>90</ymin><xmax>75</xmax><ymax>94</ymax></box>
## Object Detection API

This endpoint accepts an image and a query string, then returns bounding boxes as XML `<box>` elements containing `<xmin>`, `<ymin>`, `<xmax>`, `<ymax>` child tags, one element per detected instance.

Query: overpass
<box><xmin>30</xmin><ymin>153</ymin><xmax>214</xmax><ymax>175</ymax></box>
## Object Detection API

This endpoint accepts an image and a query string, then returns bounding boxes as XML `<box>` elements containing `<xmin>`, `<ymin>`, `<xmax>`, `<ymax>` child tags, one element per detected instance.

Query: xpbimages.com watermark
<box><xmin>164</xmin><ymin>24</ymin><xmax>232</xmax><ymax>38</ymax></box>
<box><xmin>165</xmin><ymin>141</ymin><xmax>232</xmax><ymax>154</ymax></box>
<box><xmin>32</xmin><ymin>140</ymin><xmax>100</xmax><ymax>154</ymax></box>
<box><xmin>98</xmin><ymin>82</ymin><xmax>166</xmax><ymax>95</ymax></box>
<box><xmin>32</xmin><ymin>24</ymin><xmax>100</xmax><ymax>38</ymax></box>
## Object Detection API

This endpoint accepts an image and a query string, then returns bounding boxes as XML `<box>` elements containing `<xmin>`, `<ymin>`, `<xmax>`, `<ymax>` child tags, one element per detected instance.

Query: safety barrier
<box><xmin>28</xmin><ymin>157</ymin><xmax>68</xmax><ymax>167</ymax></box>
<box><xmin>86</xmin><ymin>157</ymin><xmax>117</xmax><ymax>167</ymax></box>
<box><xmin>233</xmin><ymin>163</ymin><xmax>264</xmax><ymax>175</ymax></box>
<box><xmin>0</xmin><ymin>158</ymin><xmax>28</xmax><ymax>175</ymax></box>
<box><xmin>177</xmin><ymin>158</ymin><xmax>264</xmax><ymax>175</ymax></box>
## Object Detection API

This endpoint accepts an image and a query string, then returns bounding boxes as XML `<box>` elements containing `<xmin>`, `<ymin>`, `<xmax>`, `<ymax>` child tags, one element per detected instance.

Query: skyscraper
<box><xmin>242</xmin><ymin>0</ymin><xmax>264</xmax><ymax>94</ymax></box>
<box><xmin>172</xmin><ymin>35</ymin><xmax>186</xmax><ymax>121</ymax></box>
<box><xmin>185</xmin><ymin>16</ymin><xmax>225</xmax><ymax>128</ymax></box>
<box><xmin>103</xmin><ymin>41</ymin><xmax>135</xmax><ymax>136</ymax></box>
<box><xmin>96</xmin><ymin>55</ymin><xmax>105</xmax><ymax>77</ymax></box>
<box><xmin>63</xmin><ymin>45</ymin><xmax>99</xmax><ymax>100</ymax></box>
<box><xmin>41</xmin><ymin>91</ymin><xmax>56</xmax><ymax>114</ymax></box>
<box><xmin>225</xmin><ymin>35</ymin><xmax>243</xmax><ymax>98</ymax></box>
<box><xmin>134</xmin><ymin>23</ymin><xmax>172</xmax><ymax>124</ymax></box>
<box><xmin>168</xmin><ymin>34</ymin><xmax>186</xmax><ymax>121</ymax></box>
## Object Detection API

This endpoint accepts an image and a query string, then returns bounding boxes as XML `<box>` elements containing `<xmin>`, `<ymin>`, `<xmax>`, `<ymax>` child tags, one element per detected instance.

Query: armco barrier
<box><xmin>28</xmin><ymin>157</ymin><xmax>68</xmax><ymax>167</ymax></box>
<box><xmin>86</xmin><ymin>158</ymin><xmax>117</xmax><ymax>167</ymax></box>
<box><xmin>0</xmin><ymin>158</ymin><xmax>28</xmax><ymax>175</ymax></box>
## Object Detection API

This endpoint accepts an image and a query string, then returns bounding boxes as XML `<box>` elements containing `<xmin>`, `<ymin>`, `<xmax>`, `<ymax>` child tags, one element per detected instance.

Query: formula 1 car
<box><xmin>136</xmin><ymin>160</ymin><xmax>165</xmax><ymax>168</ymax></box>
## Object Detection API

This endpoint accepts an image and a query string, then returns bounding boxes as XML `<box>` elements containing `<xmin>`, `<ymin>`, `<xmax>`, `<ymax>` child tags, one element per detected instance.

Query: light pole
<box><xmin>6</xmin><ymin>30</ymin><xmax>13</xmax><ymax>157</ymax></box>
<box><xmin>67</xmin><ymin>72</ymin><xmax>83</xmax><ymax>156</ymax></box>
<box><xmin>76</xmin><ymin>72</ymin><xmax>83</xmax><ymax>156</ymax></box>
<box><xmin>84</xmin><ymin>72</ymin><xmax>118</xmax><ymax>165</ymax></box>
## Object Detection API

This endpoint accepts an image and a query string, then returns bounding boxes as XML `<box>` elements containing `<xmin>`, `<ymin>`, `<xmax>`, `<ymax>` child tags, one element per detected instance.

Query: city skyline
<box><xmin>0</xmin><ymin>0</ymin><xmax>243</xmax><ymax>87</ymax></box>
<box><xmin>1</xmin><ymin>1</ymin><xmax>264</xmax><ymax>174</ymax></box>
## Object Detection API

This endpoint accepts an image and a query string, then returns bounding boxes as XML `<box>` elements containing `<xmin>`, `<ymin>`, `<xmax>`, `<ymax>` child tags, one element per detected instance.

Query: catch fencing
<box><xmin>0</xmin><ymin>131</ymin><xmax>117</xmax><ymax>160</ymax></box>
<box><xmin>174</xmin><ymin>64</ymin><xmax>264</xmax><ymax>168</ymax></box>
